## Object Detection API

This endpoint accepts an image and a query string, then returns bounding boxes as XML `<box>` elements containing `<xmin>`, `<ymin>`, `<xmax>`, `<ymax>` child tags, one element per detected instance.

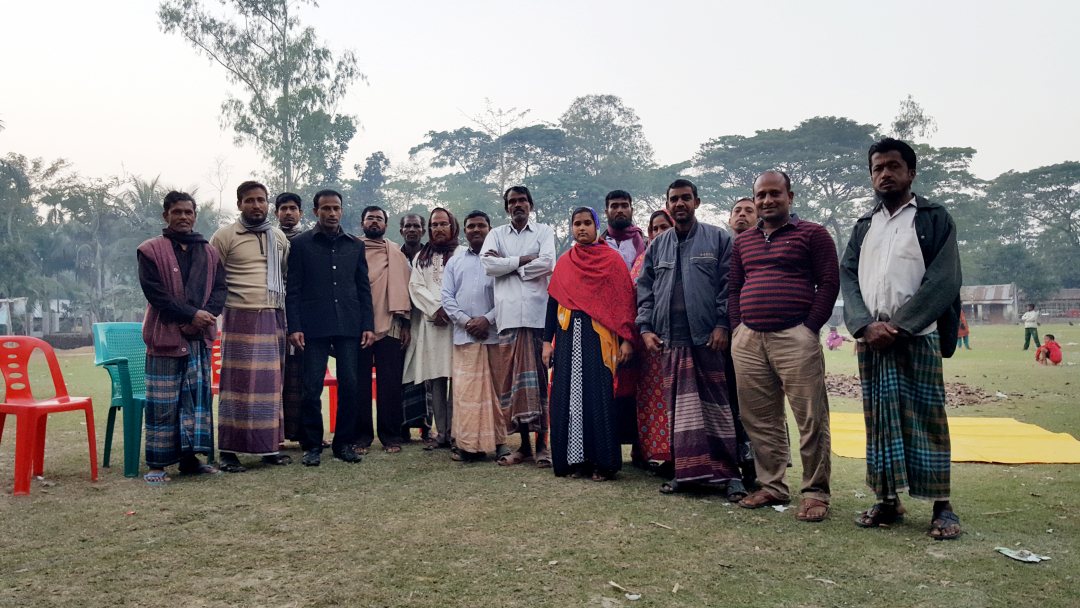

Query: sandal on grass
<box><xmin>725</xmin><ymin>479</ymin><xmax>748</xmax><ymax>502</ymax></box>
<box><xmin>261</xmin><ymin>454</ymin><xmax>292</xmax><ymax>466</ymax></box>
<box><xmin>738</xmin><ymin>489</ymin><xmax>790</xmax><ymax>509</ymax></box>
<box><xmin>855</xmin><ymin>502</ymin><xmax>905</xmax><ymax>528</ymax></box>
<box><xmin>929</xmin><ymin>509</ymin><xmax>962</xmax><ymax>540</ymax></box>
<box><xmin>659</xmin><ymin>481</ymin><xmax>681</xmax><ymax>494</ymax></box>
<box><xmin>143</xmin><ymin>470</ymin><xmax>170</xmax><ymax>486</ymax></box>
<box><xmin>534</xmin><ymin>449</ymin><xmax>552</xmax><ymax>468</ymax></box>
<box><xmin>497</xmin><ymin>450</ymin><xmax>533</xmax><ymax>466</ymax></box>
<box><xmin>383</xmin><ymin>445</ymin><xmax>402</xmax><ymax>454</ymax></box>
<box><xmin>179</xmin><ymin>463</ymin><xmax>220</xmax><ymax>476</ymax></box>
<box><xmin>796</xmin><ymin>497</ymin><xmax>830</xmax><ymax>522</ymax></box>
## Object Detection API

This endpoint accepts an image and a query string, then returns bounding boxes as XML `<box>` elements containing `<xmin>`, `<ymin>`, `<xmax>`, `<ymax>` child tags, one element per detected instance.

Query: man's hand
<box><xmin>864</xmin><ymin>321</ymin><xmax>899</xmax><ymax>351</ymax></box>
<box><xmin>465</xmin><ymin>316</ymin><xmax>491</xmax><ymax>340</ymax></box>
<box><xmin>642</xmin><ymin>332</ymin><xmax>663</xmax><ymax>354</ymax></box>
<box><xmin>517</xmin><ymin>254</ymin><xmax>538</xmax><ymax>267</ymax></box>
<box><xmin>542</xmin><ymin>341</ymin><xmax>554</xmax><ymax>368</ymax></box>
<box><xmin>399</xmin><ymin>324</ymin><xmax>412</xmax><ymax>350</ymax></box>
<box><xmin>360</xmin><ymin>331</ymin><xmax>375</xmax><ymax>349</ymax></box>
<box><xmin>191</xmin><ymin>309</ymin><xmax>216</xmax><ymax>329</ymax></box>
<box><xmin>706</xmin><ymin>327</ymin><xmax>729</xmax><ymax>352</ymax></box>
<box><xmin>433</xmin><ymin>307</ymin><xmax>450</xmax><ymax>327</ymax></box>
<box><xmin>288</xmin><ymin>332</ymin><xmax>305</xmax><ymax>351</ymax></box>
<box><xmin>617</xmin><ymin>340</ymin><xmax>634</xmax><ymax>366</ymax></box>
<box><xmin>483</xmin><ymin>249</ymin><xmax>503</xmax><ymax>258</ymax></box>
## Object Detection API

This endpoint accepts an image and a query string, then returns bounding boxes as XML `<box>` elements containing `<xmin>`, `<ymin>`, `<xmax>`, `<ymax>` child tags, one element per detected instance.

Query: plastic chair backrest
<box><xmin>210</xmin><ymin>339</ymin><xmax>222</xmax><ymax>390</ymax></box>
<box><xmin>92</xmin><ymin>323</ymin><xmax>147</xmax><ymax>398</ymax></box>
<box><xmin>0</xmin><ymin>335</ymin><xmax>69</xmax><ymax>403</ymax></box>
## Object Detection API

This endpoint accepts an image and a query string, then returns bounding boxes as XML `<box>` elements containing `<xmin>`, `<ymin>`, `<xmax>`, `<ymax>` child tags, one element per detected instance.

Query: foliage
<box><xmin>158</xmin><ymin>0</ymin><xmax>363</xmax><ymax>191</ymax></box>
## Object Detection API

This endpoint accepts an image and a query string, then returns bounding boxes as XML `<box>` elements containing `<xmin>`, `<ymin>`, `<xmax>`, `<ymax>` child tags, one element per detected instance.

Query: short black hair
<box><xmin>1045</xmin><ymin>334</ymin><xmax>1056</xmax><ymax>341</ymax></box>
<box><xmin>666</xmin><ymin>179</ymin><xmax>698</xmax><ymax>200</ymax></box>
<box><xmin>503</xmin><ymin>186</ymin><xmax>534</xmax><ymax>211</ymax></box>
<box><xmin>732</xmin><ymin>197</ymin><xmax>754</xmax><ymax>209</ymax></box>
<box><xmin>275</xmin><ymin>192</ymin><xmax>302</xmax><ymax>211</ymax></box>
<box><xmin>464</xmin><ymin>210</ymin><xmax>491</xmax><ymax>227</ymax></box>
<box><xmin>868</xmin><ymin>137</ymin><xmax>917</xmax><ymax>172</ymax></box>
<box><xmin>312</xmin><ymin>189</ymin><xmax>343</xmax><ymax>210</ymax></box>
<box><xmin>756</xmin><ymin>170</ymin><xmax>792</xmax><ymax>192</ymax></box>
<box><xmin>400</xmin><ymin>213</ymin><xmax>425</xmax><ymax>229</ymax></box>
<box><xmin>605</xmin><ymin>190</ymin><xmax>633</xmax><ymax>207</ymax></box>
<box><xmin>236</xmin><ymin>180</ymin><xmax>268</xmax><ymax>202</ymax></box>
<box><xmin>163</xmin><ymin>191</ymin><xmax>196</xmax><ymax>212</ymax></box>
<box><xmin>361</xmin><ymin>205</ymin><xmax>387</xmax><ymax>222</ymax></box>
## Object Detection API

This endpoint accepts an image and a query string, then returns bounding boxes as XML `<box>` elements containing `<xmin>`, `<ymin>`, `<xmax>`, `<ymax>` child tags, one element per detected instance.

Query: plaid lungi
<box><xmin>144</xmin><ymin>340</ymin><xmax>214</xmax><ymax>468</ymax></box>
<box><xmin>857</xmin><ymin>332</ymin><xmax>951</xmax><ymax>501</ymax></box>
<box><xmin>489</xmin><ymin>327</ymin><xmax>548</xmax><ymax>433</ymax></box>
<box><xmin>665</xmin><ymin>345</ymin><xmax>740</xmax><ymax>484</ymax></box>
<box><xmin>217</xmin><ymin>308</ymin><xmax>286</xmax><ymax>455</ymax></box>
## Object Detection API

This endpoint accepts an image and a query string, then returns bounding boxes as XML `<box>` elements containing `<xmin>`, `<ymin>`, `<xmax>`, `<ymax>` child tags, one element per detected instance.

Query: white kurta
<box><xmin>404</xmin><ymin>245</ymin><xmax>465</xmax><ymax>384</ymax></box>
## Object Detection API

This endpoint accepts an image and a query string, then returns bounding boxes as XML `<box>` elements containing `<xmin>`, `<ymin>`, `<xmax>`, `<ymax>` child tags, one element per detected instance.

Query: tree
<box><xmin>977</xmin><ymin>243</ymin><xmax>1060</xmax><ymax>303</ymax></box>
<box><xmin>350</xmin><ymin>151</ymin><xmax>390</xmax><ymax>208</ymax></box>
<box><xmin>159</xmin><ymin>0</ymin><xmax>363</xmax><ymax>191</ymax></box>
<box><xmin>890</xmin><ymin>94</ymin><xmax>938</xmax><ymax>141</ymax></box>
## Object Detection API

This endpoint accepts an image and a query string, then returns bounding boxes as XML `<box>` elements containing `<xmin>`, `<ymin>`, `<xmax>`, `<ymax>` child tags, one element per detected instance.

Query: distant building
<box><xmin>1038</xmin><ymin>288</ymin><xmax>1080</xmax><ymax>320</ymax></box>
<box><xmin>959</xmin><ymin>284</ymin><xmax>1018</xmax><ymax>324</ymax></box>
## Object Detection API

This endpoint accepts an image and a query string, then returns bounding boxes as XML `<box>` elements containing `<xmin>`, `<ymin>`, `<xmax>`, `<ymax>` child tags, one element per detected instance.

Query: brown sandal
<box><xmin>497</xmin><ymin>451</ymin><xmax>533</xmax><ymax>466</ymax></box>
<box><xmin>796</xmin><ymin>497</ymin><xmax>830</xmax><ymax>522</ymax></box>
<box><xmin>738</xmin><ymin>489</ymin><xmax>790</xmax><ymax>509</ymax></box>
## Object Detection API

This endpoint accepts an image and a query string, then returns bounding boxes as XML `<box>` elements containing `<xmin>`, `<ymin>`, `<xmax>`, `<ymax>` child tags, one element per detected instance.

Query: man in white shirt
<box><xmin>1021</xmin><ymin>304</ymin><xmax>1041</xmax><ymax>350</ymax></box>
<box><xmin>481</xmin><ymin>186</ymin><xmax>556</xmax><ymax>467</ymax></box>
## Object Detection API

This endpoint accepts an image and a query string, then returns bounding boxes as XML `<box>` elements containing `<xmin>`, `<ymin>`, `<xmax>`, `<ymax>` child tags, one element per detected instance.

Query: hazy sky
<box><xmin>3</xmin><ymin>0</ymin><xmax>1077</xmax><ymax>204</ymax></box>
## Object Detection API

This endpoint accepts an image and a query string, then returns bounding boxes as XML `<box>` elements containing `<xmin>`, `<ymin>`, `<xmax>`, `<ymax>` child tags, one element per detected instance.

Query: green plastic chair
<box><xmin>92</xmin><ymin>322</ymin><xmax>146</xmax><ymax>478</ymax></box>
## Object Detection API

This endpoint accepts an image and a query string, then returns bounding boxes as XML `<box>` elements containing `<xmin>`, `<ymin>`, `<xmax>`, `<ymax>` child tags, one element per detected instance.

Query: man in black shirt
<box><xmin>286</xmin><ymin>189</ymin><xmax>376</xmax><ymax>466</ymax></box>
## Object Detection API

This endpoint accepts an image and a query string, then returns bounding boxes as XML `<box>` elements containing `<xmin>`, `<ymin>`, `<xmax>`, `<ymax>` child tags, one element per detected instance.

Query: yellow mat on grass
<box><xmin>830</xmin><ymin>412</ymin><xmax>1080</xmax><ymax>464</ymax></box>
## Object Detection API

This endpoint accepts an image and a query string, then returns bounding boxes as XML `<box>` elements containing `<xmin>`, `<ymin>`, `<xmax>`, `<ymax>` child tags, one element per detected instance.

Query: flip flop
<box><xmin>796</xmin><ymin>497</ymin><xmax>830</xmax><ymax>522</ymax></box>
<box><xmin>534</xmin><ymin>449</ymin><xmax>552</xmax><ymax>468</ymax></box>
<box><xmin>383</xmin><ymin>445</ymin><xmax>402</xmax><ymax>454</ymax></box>
<box><xmin>497</xmin><ymin>451</ymin><xmax>533</xmax><ymax>466</ymax></box>
<box><xmin>855</xmin><ymin>502</ymin><xmax>905</xmax><ymax>528</ymax></box>
<box><xmin>144</xmin><ymin>471</ymin><xmax>171</xmax><ymax>486</ymax></box>
<box><xmin>929</xmin><ymin>509</ymin><xmax>962</xmax><ymax>540</ymax></box>
<box><xmin>179</xmin><ymin>463</ymin><xmax>220</xmax><ymax>476</ymax></box>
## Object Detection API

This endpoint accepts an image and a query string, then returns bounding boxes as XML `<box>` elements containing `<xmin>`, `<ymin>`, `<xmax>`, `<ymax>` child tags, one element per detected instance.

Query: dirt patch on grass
<box><xmin>826</xmin><ymin>373</ymin><xmax>1001</xmax><ymax>406</ymax></box>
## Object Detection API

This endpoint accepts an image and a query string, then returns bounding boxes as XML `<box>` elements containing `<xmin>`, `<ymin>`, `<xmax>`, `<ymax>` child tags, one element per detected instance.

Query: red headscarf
<box><xmin>548</xmin><ymin>208</ymin><xmax>638</xmax><ymax>342</ymax></box>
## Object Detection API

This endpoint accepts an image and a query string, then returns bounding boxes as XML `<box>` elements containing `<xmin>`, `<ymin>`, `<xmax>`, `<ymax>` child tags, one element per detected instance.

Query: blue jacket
<box><xmin>635</xmin><ymin>220</ymin><xmax>732</xmax><ymax>346</ymax></box>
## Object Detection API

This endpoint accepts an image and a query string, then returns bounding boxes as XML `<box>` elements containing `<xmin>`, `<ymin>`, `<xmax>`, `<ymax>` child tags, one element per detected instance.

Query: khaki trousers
<box><xmin>731</xmin><ymin>324</ymin><xmax>831</xmax><ymax>503</ymax></box>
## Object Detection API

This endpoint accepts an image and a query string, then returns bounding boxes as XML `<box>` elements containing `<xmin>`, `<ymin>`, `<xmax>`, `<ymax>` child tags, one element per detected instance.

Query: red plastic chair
<box><xmin>210</xmin><ymin>338</ymin><xmax>339</xmax><ymax>430</ymax></box>
<box><xmin>0</xmin><ymin>336</ymin><xmax>98</xmax><ymax>496</ymax></box>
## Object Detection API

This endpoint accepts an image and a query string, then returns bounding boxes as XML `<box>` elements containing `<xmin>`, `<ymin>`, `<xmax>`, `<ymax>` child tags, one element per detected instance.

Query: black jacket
<box><xmin>286</xmin><ymin>226</ymin><xmax>375</xmax><ymax>339</ymax></box>
<box><xmin>840</xmin><ymin>194</ymin><xmax>962</xmax><ymax>358</ymax></box>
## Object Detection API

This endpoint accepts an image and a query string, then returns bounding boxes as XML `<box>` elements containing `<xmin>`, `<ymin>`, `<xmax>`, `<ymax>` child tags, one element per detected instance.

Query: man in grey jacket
<box><xmin>636</xmin><ymin>178</ymin><xmax>744</xmax><ymax>499</ymax></box>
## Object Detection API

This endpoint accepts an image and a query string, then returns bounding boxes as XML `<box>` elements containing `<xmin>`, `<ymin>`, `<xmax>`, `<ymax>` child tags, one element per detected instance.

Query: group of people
<box><xmin>137</xmin><ymin>137</ymin><xmax>964</xmax><ymax>539</ymax></box>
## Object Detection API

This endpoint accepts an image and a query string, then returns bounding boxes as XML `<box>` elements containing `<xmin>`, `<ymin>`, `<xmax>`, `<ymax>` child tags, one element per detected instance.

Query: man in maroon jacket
<box><xmin>729</xmin><ymin>171</ymin><xmax>840</xmax><ymax>522</ymax></box>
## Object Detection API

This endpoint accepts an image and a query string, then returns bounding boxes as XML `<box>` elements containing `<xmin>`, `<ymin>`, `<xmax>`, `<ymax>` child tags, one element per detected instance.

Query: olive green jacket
<box><xmin>840</xmin><ymin>194</ymin><xmax>962</xmax><ymax>358</ymax></box>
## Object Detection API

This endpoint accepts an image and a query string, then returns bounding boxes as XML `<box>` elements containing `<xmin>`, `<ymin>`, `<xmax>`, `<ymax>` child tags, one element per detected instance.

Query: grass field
<box><xmin>1</xmin><ymin>324</ymin><xmax>1078</xmax><ymax>607</ymax></box>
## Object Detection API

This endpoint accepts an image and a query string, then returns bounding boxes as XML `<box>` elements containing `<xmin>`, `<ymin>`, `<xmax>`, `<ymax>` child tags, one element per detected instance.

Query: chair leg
<box><xmin>33</xmin><ymin>414</ymin><xmax>48</xmax><ymax>478</ymax></box>
<box><xmin>102</xmin><ymin>405</ymin><xmax>118</xmax><ymax>468</ymax></box>
<box><xmin>12</xmin><ymin>413</ymin><xmax>37</xmax><ymax>496</ymax></box>
<box><xmin>0</xmin><ymin>412</ymin><xmax>6</xmax><ymax>447</ymax></box>
<box><xmin>329</xmin><ymin>384</ymin><xmax>338</xmax><ymax>434</ymax></box>
<box><xmin>84</xmin><ymin>403</ymin><xmax>99</xmax><ymax>482</ymax></box>
<box><xmin>121</xmin><ymin>399</ymin><xmax>143</xmax><ymax>478</ymax></box>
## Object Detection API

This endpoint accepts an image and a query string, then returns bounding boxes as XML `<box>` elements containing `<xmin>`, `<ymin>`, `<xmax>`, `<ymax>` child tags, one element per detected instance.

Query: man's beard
<box><xmin>363</xmin><ymin>226</ymin><xmax>385</xmax><ymax>239</ymax></box>
<box><xmin>608</xmin><ymin>217</ymin><xmax>632</xmax><ymax>230</ymax></box>
<box><xmin>875</xmin><ymin>188</ymin><xmax>907</xmax><ymax>203</ymax></box>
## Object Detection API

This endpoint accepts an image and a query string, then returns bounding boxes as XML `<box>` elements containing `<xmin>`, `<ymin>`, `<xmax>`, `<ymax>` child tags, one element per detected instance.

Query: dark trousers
<box><xmin>357</xmin><ymin>336</ymin><xmax>404</xmax><ymax>448</ymax></box>
<box><xmin>301</xmin><ymin>336</ymin><xmax>360</xmax><ymax>452</ymax></box>
<box><xmin>1023</xmin><ymin>327</ymin><xmax>1041</xmax><ymax>350</ymax></box>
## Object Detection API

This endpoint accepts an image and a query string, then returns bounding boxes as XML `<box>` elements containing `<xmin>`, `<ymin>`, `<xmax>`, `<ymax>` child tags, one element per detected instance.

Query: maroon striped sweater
<box><xmin>729</xmin><ymin>217</ymin><xmax>840</xmax><ymax>333</ymax></box>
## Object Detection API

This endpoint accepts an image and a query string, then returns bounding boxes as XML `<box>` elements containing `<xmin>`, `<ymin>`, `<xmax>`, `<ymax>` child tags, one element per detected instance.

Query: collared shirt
<box><xmin>857</xmin><ymin>197</ymin><xmax>934</xmax><ymax>335</ymax></box>
<box><xmin>603</xmin><ymin>234</ymin><xmax>638</xmax><ymax>269</ymax></box>
<box><xmin>480</xmin><ymin>220</ymin><xmax>556</xmax><ymax>330</ymax></box>
<box><xmin>441</xmin><ymin>248</ymin><xmax>499</xmax><ymax>345</ymax></box>
<box><xmin>729</xmin><ymin>215</ymin><xmax>840</xmax><ymax>333</ymax></box>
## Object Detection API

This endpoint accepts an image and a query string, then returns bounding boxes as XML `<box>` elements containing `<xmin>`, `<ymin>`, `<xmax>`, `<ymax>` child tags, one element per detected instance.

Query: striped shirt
<box><xmin>729</xmin><ymin>217</ymin><xmax>840</xmax><ymax>332</ymax></box>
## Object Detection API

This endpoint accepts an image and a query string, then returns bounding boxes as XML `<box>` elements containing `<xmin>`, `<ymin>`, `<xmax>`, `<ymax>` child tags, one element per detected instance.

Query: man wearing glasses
<box><xmin>635</xmin><ymin>179</ymin><xmax>744</xmax><ymax>500</ymax></box>
<box><xmin>356</xmin><ymin>206</ymin><xmax>413</xmax><ymax>454</ymax></box>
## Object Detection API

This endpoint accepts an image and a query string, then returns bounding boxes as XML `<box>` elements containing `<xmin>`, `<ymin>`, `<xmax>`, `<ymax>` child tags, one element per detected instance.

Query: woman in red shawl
<box><xmin>543</xmin><ymin>207</ymin><xmax>636</xmax><ymax>481</ymax></box>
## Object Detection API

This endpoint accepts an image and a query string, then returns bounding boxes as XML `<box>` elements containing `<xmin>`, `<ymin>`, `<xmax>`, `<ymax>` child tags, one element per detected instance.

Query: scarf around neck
<box><xmin>416</xmin><ymin>207</ymin><xmax>461</xmax><ymax>269</ymax></box>
<box><xmin>162</xmin><ymin>228</ymin><xmax>210</xmax><ymax>308</ymax></box>
<box><xmin>604</xmin><ymin>223</ymin><xmax>646</xmax><ymax>259</ymax></box>
<box><xmin>238</xmin><ymin>217</ymin><xmax>285</xmax><ymax>308</ymax></box>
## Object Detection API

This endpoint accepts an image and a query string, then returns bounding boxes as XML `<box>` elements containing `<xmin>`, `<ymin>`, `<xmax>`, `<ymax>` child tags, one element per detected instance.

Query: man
<box><xmin>725</xmin><ymin>195</ymin><xmax>760</xmax><ymax>485</ymax></box>
<box><xmin>405</xmin><ymin>208</ymin><xmax>462</xmax><ymax>452</ymax></box>
<box><xmin>728</xmin><ymin>197</ymin><xmax>757</xmax><ymax>235</ymax></box>
<box><xmin>210</xmin><ymin>181</ymin><xmax>292</xmax><ymax>472</ymax></box>
<box><xmin>1021</xmin><ymin>304</ymin><xmax>1041</xmax><ymax>350</ymax></box>
<box><xmin>399</xmin><ymin>213</ymin><xmax>426</xmax><ymax>262</ymax></box>
<box><xmin>275</xmin><ymin>192</ymin><xmax>305</xmax><ymax>445</ymax></box>
<box><xmin>357</xmin><ymin>205</ymin><xmax>412</xmax><ymax>453</ymax></box>
<box><xmin>729</xmin><ymin>170</ymin><xmax>839</xmax><ymax>521</ymax></box>
<box><xmin>286</xmin><ymin>189</ymin><xmax>375</xmax><ymax>466</ymax></box>
<box><xmin>636</xmin><ymin>178</ymin><xmax>743</xmax><ymax>499</ymax></box>
<box><xmin>841</xmin><ymin>138</ymin><xmax>963</xmax><ymax>540</ymax></box>
<box><xmin>482</xmin><ymin>186</ymin><xmax>555</xmax><ymax>467</ymax></box>
<box><xmin>398</xmin><ymin>212</ymin><xmax>432</xmax><ymax>444</ymax></box>
<box><xmin>137</xmin><ymin>191</ymin><xmax>227</xmax><ymax>483</ymax></box>
<box><xmin>442</xmin><ymin>211</ymin><xmax>503</xmax><ymax>461</ymax></box>
<box><xmin>602</xmin><ymin>189</ymin><xmax>646</xmax><ymax>269</ymax></box>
